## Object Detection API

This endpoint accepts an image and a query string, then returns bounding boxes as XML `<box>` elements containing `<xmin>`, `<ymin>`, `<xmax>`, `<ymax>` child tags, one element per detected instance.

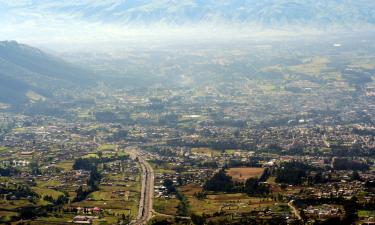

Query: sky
<box><xmin>0</xmin><ymin>0</ymin><xmax>374</xmax><ymax>50</ymax></box>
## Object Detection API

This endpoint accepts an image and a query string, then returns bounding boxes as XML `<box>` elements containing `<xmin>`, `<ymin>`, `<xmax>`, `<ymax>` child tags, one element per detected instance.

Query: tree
<box><xmin>163</xmin><ymin>179</ymin><xmax>176</xmax><ymax>193</ymax></box>
<box><xmin>191</xmin><ymin>213</ymin><xmax>206</xmax><ymax>225</ymax></box>
<box><xmin>275</xmin><ymin>162</ymin><xmax>311</xmax><ymax>185</ymax></box>
<box><xmin>29</xmin><ymin>161</ymin><xmax>41</xmax><ymax>175</ymax></box>
<box><xmin>244</xmin><ymin>177</ymin><xmax>269</xmax><ymax>196</ymax></box>
<box><xmin>203</xmin><ymin>170</ymin><xmax>234</xmax><ymax>192</ymax></box>
<box><xmin>351</xmin><ymin>171</ymin><xmax>361</xmax><ymax>181</ymax></box>
<box><xmin>88</xmin><ymin>166</ymin><xmax>101</xmax><ymax>190</ymax></box>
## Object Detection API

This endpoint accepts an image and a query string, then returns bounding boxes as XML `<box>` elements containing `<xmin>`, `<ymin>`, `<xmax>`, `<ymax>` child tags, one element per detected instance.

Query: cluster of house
<box><xmin>303</xmin><ymin>204</ymin><xmax>343</xmax><ymax>221</ymax></box>
<box><xmin>300</xmin><ymin>181</ymin><xmax>365</xmax><ymax>199</ymax></box>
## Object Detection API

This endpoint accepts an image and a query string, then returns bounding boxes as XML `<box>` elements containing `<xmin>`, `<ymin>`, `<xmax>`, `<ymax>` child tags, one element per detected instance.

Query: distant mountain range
<box><xmin>2</xmin><ymin>0</ymin><xmax>375</xmax><ymax>28</ymax></box>
<box><xmin>0</xmin><ymin>41</ymin><xmax>94</xmax><ymax>105</ymax></box>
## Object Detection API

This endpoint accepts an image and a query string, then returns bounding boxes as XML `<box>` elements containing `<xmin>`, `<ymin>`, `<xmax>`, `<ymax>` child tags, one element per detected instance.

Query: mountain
<box><xmin>0</xmin><ymin>41</ymin><xmax>95</xmax><ymax>105</ymax></box>
<box><xmin>2</xmin><ymin>0</ymin><xmax>375</xmax><ymax>28</ymax></box>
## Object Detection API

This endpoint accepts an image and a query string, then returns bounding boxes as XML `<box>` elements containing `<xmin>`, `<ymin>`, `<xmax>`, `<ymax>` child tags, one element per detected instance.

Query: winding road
<box><xmin>288</xmin><ymin>200</ymin><xmax>302</xmax><ymax>221</ymax></box>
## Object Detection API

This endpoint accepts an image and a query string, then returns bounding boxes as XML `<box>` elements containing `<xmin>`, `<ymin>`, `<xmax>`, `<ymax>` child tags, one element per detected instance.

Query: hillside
<box><xmin>0</xmin><ymin>41</ymin><xmax>95</xmax><ymax>105</ymax></box>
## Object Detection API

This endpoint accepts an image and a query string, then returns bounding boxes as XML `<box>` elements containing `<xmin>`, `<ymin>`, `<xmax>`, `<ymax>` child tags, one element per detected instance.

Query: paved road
<box><xmin>130</xmin><ymin>149</ymin><xmax>155</xmax><ymax>225</ymax></box>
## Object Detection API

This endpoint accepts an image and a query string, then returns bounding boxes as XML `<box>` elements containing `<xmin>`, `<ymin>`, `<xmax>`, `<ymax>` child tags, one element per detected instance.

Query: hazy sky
<box><xmin>1</xmin><ymin>1</ymin><xmax>374</xmax><ymax>50</ymax></box>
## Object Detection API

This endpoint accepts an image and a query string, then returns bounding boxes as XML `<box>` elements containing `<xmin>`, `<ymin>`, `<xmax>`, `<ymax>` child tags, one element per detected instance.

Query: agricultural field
<box><xmin>179</xmin><ymin>184</ymin><xmax>277</xmax><ymax>216</ymax></box>
<box><xmin>226</xmin><ymin>167</ymin><xmax>265</xmax><ymax>181</ymax></box>
<box><xmin>153</xmin><ymin>198</ymin><xmax>180</xmax><ymax>215</ymax></box>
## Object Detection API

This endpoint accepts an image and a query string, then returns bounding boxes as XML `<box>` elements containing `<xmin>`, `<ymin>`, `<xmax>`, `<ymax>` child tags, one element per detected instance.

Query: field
<box><xmin>0</xmin><ymin>146</ymin><xmax>7</xmax><ymax>152</ymax></box>
<box><xmin>358</xmin><ymin>210</ymin><xmax>375</xmax><ymax>218</ymax></box>
<box><xmin>153</xmin><ymin>198</ymin><xmax>180</xmax><ymax>215</ymax></box>
<box><xmin>55</xmin><ymin>161</ymin><xmax>74</xmax><ymax>171</ymax></box>
<box><xmin>32</xmin><ymin>187</ymin><xmax>64</xmax><ymax>199</ymax></box>
<box><xmin>226</xmin><ymin>167</ymin><xmax>265</xmax><ymax>181</ymax></box>
<box><xmin>191</xmin><ymin>148</ymin><xmax>220</xmax><ymax>157</ymax></box>
<box><xmin>99</xmin><ymin>144</ymin><xmax>118</xmax><ymax>151</ymax></box>
<box><xmin>179</xmin><ymin>184</ymin><xmax>277</xmax><ymax>216</ymax></box>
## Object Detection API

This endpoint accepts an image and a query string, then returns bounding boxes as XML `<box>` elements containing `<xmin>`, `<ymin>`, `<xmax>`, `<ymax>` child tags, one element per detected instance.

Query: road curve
<box><xmin>130</xmin><ymin>150</ymin><xmax>155</xmax><ymax>225</ymax></box>
<box><xmin>288</xmin><ymin>200</ymin><xmax>302</xmax><ymax>221</ymax></box>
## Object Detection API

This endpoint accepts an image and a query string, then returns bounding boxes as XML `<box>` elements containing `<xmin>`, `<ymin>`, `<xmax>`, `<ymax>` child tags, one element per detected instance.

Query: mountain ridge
<box><xmin>2</xmin><ymin>0</ymin><xmax>375</xmax><ymax>28</ymax></box>
<box><xmin>0</xmin><ymin>41</ymin><xmax>95</xmax><ymax>105</ymax></box>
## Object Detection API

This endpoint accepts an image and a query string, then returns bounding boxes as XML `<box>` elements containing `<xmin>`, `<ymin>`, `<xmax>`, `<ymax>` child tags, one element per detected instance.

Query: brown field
<box><xmin>179</xmin><ymin>184</ymin><xmax>276</xmax><ymax>216</ymax></box>
<box><xmin>226</xmin><ymin>167</ymin><xmax>265</xmax><ymax>181</ymax></box>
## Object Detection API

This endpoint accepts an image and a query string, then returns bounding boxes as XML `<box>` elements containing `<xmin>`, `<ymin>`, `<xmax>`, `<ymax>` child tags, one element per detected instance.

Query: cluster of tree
<box><xmin>107</xmin><ymin>129</ymin><xmax>128</xmax><ymax>142</ymax></box>
<box><xmin>29</xmin><ymin>161</ymin><xmax>41</xmax><ymax>175</ymax></box>
<box><xmin>275</xmin><ymin>161</ymin><xmax>315</xmax><ymax>185</ymax></box>
<box><xmin>225</xmin><ymin>159</ymin><xmax>261</xmax><ymax>168</ymax></box>
<box><xmin>73</xmin><ymin>158</ymin><xmax>102</xmax><ymax>202</ymax></box>
<box><xmin>18</xmin><ymin>206</ymin><xmax>48</xmax><ymax>220</ymax></box>
<box><xmin>0</xmin><ymin>185</ymin><xmax>38</xmax><ymax>200</ymax></box>
<box><xmin>199</xmin><ymin>161</ymin><xmax>219</xmax><ymax>169</ymax></box>
<box><xmin>74</xmin><ymin>185</ymin><xmax>92</xmax><ymax>202</ymax></box>
<box><xmin>72</xmin><ymin>158</ymin><xmax>98</xmax><ymax>171</ymax></box>
<box><xmin>94</xmin><ymin>111</ymin><xmax>118</xmax><ymax>123</ymax></box>
<box><xmin>43</xmin><ymin>193</ymin><xmax>69</xmax><ymax>205</ymax></box>
<box><xmin>331</xmin><ymin>145</ymin><xmax>374</xmax><ymax>157</ymax></box>
<box><xmin>203</xmin><ymin>169</ymin><xmax>269</xmax><ymax>196</ymax></box>
<box><xmin>176</xmin><ymin>190</ymin><xmax>190</xmax><ymax>217</ymax></box>
<box><xmin>191</xmin><ymin>213</ymin><xmax>207</xmax><ymax>225</ymax></box>
<box><xmin>332</xmin><ymin>158</ymin><xmax>369</xmax><ymax>171</ymax></box>
<box><xmin>306</xmin><ymin>172</ymin><xmax>329</xmax><ymax>184</ymax></box>
<box><xmin>87</xmin><ymin>166</ymin><xmax>101</xmax><ymax>191</ymax></box>
<box><xmin>243</xmin><ymin>177</ymin><xmax>269</xmax><ymax>196</ymax></box>
<box><xmin>203</xmin><ymin>170</ymin><xmax>234</xmax><ymax>192</ymax></box>
<box><xmin>0</xmin><ymin>166</ymin><xmax>19</xmax><ymax>176</ymax></box>
<box><xmin>193</xmin><ymin>191</ymin><xmax>207</xmax><ymax>200</ymax></box>
<box><xmin>163</xmin><ymin>179</ymin><xmax>176</xmax><ymax>194</ymax></box>
<box><xmin>158</xmin><ymin>113</ymin><xmax>179</xmax><ymax>125</ymax></box>
<box><xmin>161</xmin><ymin>178</ymin><xmax>190</xmax><ymax>217</ymax></box>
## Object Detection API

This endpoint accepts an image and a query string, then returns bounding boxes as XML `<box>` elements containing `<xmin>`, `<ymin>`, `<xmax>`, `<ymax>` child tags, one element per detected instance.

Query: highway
<box><xmin>129</xmin><ymin>149</ymin><xmax>155</xmax><ymax>225</ymax></box>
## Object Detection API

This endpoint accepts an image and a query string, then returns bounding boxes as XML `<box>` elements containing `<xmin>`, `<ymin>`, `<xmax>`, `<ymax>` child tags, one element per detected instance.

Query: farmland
<box><xmin>226</xmin><ymin>168</ymin><xmax>265</xmax><ymax>181</ymax></box>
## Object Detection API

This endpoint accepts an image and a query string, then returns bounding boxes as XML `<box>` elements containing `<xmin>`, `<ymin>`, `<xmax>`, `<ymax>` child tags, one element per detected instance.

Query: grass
<box><xmin>153</xmin><ymin>198</ymin><xmax>179</xmax><ymax>215</ymax></box>
<box><xmin>358</xmin><ymin>210</ymin><xmax>375</xmax><ymax>218</ymax></box>
<box><xmin>99</xmin><ymin>144</ymin><xmax>118</xmax><ymax>151</ymax></box>
<box><xmin>30</xmin><ymin>216</ymin><xmax>73</xmax><ymax>225</ymax></box>
<box><xmin>260</xmin><ymin>84</ymin><xmax>277</xmax><ymax>92</ymax></box>
<box><xmin>37</xmin><ymin>179</ymin><xmax>61</xmax><ymax>188</ymax></box>
<box><xmin>55</xmin><ymin>161</ymin><xmax>74</xmax><ymax>171</ymax></box>
<box><xmin>82</xmin><ymin>153</ymin><xmax>99</xmax><ymax>158</ymax></box>
<box><xmin>70</xmin><ymin>199</ymin><xmax>133</xmax><ymax>210</ymax></box>
<box><xmin>288</xmin><ymin>56</ymin><xmax>330</xmax><ymax>77</ymax></box>
<box><xmin>32</xmin><ymin>187</ymin><xmax>64</xmax><ymax>199</ymax></box>
<box><xmin>0</xmin><ymin>146</ymin><xmax>7</xmax><ymax>152</ymax></box>
<box><xmin>0</xmin><ymin>199</ymin><xmax>33</xmax><ymax>210</ymax></box>
<box><xmin>224</xmin><ymin>149</ymin><xmax>242</xmax><ymax>155</ymax></box>
<box><xmin>0</xmin><ymin>210</ymin><xmax>18</xmax><ymax>223</ymax></box>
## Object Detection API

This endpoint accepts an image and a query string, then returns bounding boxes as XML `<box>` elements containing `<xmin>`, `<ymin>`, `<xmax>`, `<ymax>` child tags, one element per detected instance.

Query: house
<box><xmin>73</xmin><ymin>215</ymin><xmax>94</xmax><ymax>224</ymax></box>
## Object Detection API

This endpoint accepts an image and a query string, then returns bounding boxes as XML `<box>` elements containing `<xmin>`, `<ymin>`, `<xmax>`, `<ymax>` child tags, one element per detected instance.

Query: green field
<box><xmin>358</xmin><ymin>210</ymin><xmax>375</xmax><ymax>218</ymax></box>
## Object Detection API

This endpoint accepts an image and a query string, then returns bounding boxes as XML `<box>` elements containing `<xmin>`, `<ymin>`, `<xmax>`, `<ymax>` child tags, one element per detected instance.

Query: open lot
<box><xmin>226</xmin><ymin>167</ymin><xmax>265</xmax><ymax>181</ymax></box>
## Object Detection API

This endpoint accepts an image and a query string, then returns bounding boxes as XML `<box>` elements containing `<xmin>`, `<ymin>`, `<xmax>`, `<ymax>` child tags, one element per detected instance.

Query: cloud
<box><xmin>0</xmin><ymin>0</ymin><xmax>374</xmax><ymax>50</ymax></box>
